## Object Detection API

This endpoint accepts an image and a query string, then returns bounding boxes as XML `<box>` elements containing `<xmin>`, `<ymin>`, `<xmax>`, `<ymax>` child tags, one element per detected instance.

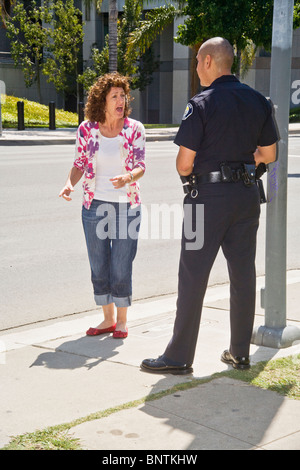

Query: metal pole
<box><xmin>252</xmin><ymin>0</ymin><xmax>300</xmax><ymax>348</ymax></box>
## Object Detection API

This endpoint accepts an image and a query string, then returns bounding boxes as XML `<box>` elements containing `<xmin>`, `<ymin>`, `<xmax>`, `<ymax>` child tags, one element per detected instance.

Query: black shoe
<box><xmin>141</xmin><ymin>355</ymin><xmax>193</xmax><ymax>375</ymax></box>
<box><xmin>221</xmin><ymin>350</ymin><xmax>250</xmax><ymax>370</ymax></box>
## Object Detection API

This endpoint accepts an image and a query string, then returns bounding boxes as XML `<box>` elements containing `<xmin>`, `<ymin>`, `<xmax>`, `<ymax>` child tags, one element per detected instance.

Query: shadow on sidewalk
<box><xmin>30</xmin><ymin>334</ymin><xmax>125</xmax><ymax>371</ymax></box>
<box><xmin>137</xmin><ymin>346</ymin><xmax>299</xmax><ymax>450</ymax></box>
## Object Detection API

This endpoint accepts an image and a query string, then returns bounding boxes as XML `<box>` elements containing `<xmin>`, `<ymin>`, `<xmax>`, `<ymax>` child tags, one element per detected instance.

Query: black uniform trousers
<box><xmin>164</xmin><ymin>180</ymin><xmax>261</xmax><ymax>366</ymax></box>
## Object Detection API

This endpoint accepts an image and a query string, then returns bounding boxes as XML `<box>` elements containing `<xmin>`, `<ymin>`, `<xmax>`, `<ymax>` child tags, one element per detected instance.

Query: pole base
<box><xmin>251</xmin><ymin>325</ymin><xmax>300</xmax><ymax>349</ymax></box>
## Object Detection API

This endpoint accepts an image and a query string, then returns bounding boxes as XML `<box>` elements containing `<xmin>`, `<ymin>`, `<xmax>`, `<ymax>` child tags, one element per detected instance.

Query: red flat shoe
<box><xmin>86</xmin><ymin>323</ymin><xmax>116</xmax><ymax>336</ymax></box>
<box><xmin>113</xmin><ymin>327</ymin><xmax>128</xmax><ymax>339</ymax></box>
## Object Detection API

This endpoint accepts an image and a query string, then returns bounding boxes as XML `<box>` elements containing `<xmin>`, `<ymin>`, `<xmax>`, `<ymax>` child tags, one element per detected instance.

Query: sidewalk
<box><xmin>0</xmin><ymin>271</ymin><xmax>299</xmax><ymax>450</ymax></box>
<box><xmin>0</xmin><ymin>126</ymin><xmax>178</xmax><ymax>145</ymax></box>
<box><xmin>0</xmin><ymin>122</ymin><xmax>299</xmax><ymax>145</ymax></box>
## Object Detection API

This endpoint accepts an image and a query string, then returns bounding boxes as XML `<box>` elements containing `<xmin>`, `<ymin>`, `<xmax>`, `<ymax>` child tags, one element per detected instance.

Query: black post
<box><xmin>78</xmin><ymin>101</ymin><xmax>84</xmax><ymax>125</ymax></box>
<box><xmin>0</xmin><ymin>97</ymin><xmax>2</xmax><ymax>138</ymax></box>
<box><xmin>0</xmin><ymin>80</ymin><xmax>4</xmax><ymax>137</ymax></box>
<box><xmin>49</xmin><ymin>101</ymin><xmax>56</xmax><ymax>130</ymax></box>
<box><xmin>17</xmin><ymin>101</ymin><xmax>25</xmax><ymax>131</ymax></box>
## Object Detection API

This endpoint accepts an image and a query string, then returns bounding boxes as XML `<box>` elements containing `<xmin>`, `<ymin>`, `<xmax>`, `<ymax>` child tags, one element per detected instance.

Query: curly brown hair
<box><xmin>84</xmin><ymin>73</ymin><xmax>132</xmax><ymax>124</ymax></box>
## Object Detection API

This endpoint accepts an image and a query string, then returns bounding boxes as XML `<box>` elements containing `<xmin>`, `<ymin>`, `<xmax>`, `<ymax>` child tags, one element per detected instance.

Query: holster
<box><xmin>256</xmin><ymin>179</ymin><xmax>266</xmax><ymax>204</ymax></box>
<box><xmin>180</xmin><ymin>174</ymin><xmax>198</xmax><ymax>198</ymax></box>
<box><xmin>219</xmin><ymin>162</ymin><xmax>256</xmax><ymax>186</ymax></box>
<box><xmin>255</xmin><ymin>163</ymin><xmax>267</xmax><ymax>204</ymax></box>
<box><xmin>241</xmin><ymin>163</ymin><xmax>256</xmax><ymax>187</ymax></box>
<box><xmin>180</xmin><ymin>175</ymin><xmax>192</xmax><ymax>194</ymax></box>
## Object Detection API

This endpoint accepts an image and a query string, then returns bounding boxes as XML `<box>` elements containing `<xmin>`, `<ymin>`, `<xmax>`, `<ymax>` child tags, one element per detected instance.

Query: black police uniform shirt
<box><xmin>174</xmin><ymin>75</ymin><xmax>279</xmax><ymax>175</ymax></box>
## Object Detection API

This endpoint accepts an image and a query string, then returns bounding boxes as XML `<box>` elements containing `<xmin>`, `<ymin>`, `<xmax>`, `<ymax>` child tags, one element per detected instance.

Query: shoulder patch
<box><xmin>182</xmin><ymin>103</ymin><xmax>193</xmax><ymax>121</ymax></box>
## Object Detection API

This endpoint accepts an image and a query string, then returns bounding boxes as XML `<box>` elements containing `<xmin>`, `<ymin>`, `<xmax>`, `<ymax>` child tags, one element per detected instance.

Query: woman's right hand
<box><xmin>59</xmin><ymin>183</ymin><xmax>74</xmax><ymax>201</ymax></box>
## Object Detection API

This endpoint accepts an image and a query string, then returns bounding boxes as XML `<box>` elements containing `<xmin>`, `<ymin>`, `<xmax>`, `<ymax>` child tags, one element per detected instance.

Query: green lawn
<box><xmin>290</xmin><ymin>106</ymin><xmax>300</xmax><ymax>123</ymax></box>
<box><xmin>1</xmin><ymin>94</ymin><xmax>299</xmax><ymax>129</ymax></box>
<box><xmin>1</xmin><ymin>95</ymin><xmax>78</xmax><ymax>128</ymax></box>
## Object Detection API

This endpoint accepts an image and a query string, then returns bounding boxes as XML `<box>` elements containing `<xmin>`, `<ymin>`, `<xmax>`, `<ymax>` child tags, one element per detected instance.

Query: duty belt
<box><xmin>180</xmin><ymin>162</ymin><xmax>267</xmax><ymax>203</ymax></box>
<box><xmin>191</xmin><ymin>170</ymin><xmax>240</xmax><ymax>184</ymax></box>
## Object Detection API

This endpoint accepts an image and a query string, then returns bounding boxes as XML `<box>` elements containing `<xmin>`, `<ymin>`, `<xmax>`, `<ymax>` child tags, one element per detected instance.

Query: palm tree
<box><xmin>125</xmin><ymin>2</ymin><xmax>196</xmax><ymax>91</ymax></box>
<box><xmin>83</xmin><ymin>1</ymin><xmax>185</xmax><ymax>73</ymax></box>
<box><xmin>108</xmin><ymin>0</ymin><xmax>118</xmax><ymax>71</ymax></box>
<box><xmin>82</xmin><ymin>0</ymin><xmax>118</xmax><ymax>72</ymax></box>
<box><xmin>126</xmin><ymin>3</ymin><xmax>184</xmax><ymax>60</ymax></box>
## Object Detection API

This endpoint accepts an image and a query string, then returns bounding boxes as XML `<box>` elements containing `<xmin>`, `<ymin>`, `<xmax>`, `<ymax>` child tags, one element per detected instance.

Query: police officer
<box><xmin>141</xmin><ymin>37</ymin><xmax>279</xmax><ymax>374</ymax></box>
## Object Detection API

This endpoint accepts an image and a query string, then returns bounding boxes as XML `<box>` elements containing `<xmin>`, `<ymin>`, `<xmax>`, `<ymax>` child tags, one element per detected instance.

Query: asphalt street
<box><xmin>0</xmin><ymin>139</ymin><xmax>300</xmax><ymax>331</ymax></box>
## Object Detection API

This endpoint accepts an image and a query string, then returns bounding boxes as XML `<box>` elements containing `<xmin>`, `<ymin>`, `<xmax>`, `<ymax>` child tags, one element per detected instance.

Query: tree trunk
<box><xmin>190</xmin><ymin>43</ymin><xmax>202</xmax><ymax>96</ymax></box>
<box><xmin>109</xmin><ymin>0</ymin><xmax>118</xmax><ymax>72</ymax></box>
<box><xmin>235</xmin><ymin>49</ymin><xmax>241</xmax><ymax>80</ymax></box>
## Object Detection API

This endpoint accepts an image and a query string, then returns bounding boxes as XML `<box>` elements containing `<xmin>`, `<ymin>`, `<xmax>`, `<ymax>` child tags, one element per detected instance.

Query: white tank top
<box><xmin>93</xmin><ymin>135</ymin><xmax>127</xmax><ymax>202</ymax></box>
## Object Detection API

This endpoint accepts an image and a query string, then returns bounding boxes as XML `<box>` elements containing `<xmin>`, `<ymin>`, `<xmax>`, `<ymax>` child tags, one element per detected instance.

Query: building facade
<box><xmin>244</xmin><ymin>26</ymin><xmax>300</xmax><ymax>110</ymax></box>
<box><xmin>0</xmin><ymin>1</ymin><xmax>299</xmax><ymax>124</ymax></box>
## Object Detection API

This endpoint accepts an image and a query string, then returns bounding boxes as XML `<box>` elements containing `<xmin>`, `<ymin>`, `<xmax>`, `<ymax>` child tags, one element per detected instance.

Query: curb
<box><xmin>0</xmin><ymin>131</ymin><xmax>178</xmax><ymax>146</ymax></box>
<box><xmin>1</xmin><ymin>128</ymin><xmax>299</xmax><ymax>146</ymax></box>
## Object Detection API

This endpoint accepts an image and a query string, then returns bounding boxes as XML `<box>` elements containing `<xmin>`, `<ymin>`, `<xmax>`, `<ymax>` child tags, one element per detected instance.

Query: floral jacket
<box><xmin>73</xmin><ymin>117</ymin><xmax>146</xmax><ymax>209</ymax></box>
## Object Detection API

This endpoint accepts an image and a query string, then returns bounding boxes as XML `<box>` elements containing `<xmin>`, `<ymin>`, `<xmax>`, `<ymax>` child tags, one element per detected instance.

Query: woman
<box><xmin>59</xmin><ymin>73</ymin><xmax>146</xmax><ymax>339</ymax></box>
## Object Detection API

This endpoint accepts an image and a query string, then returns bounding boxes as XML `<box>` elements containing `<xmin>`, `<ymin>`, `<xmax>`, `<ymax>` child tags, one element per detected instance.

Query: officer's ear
<box><xmin>204</xmin><ymin>55</ymin><xmax>212</xmax><ymax>69</ymax></box>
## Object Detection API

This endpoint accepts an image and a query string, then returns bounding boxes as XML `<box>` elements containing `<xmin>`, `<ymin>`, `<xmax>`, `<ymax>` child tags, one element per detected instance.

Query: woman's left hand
<box><xmin>110</xmin><ymin>174</ymin><xmax>131</xmax><ymax>189</ymax></box>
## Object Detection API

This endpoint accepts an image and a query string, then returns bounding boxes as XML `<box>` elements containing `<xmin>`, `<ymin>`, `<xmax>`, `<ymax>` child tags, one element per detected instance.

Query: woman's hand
<box><xmin>59</xmin><ymin>183</ymin><xmax>74</xmax><ymax>201</ymax></box>
<box><xmin>110</xmin><ymin>168</ymin><xmax>144</xmax><ymax>189</ymax></box>
<box><xmin>59</xmin><ymin>167</ymin><xmax>83</xmax><ymax>202</ymax></box>
<box><xmin>110</xmin><ymin>174</ymin><xmax>132</xmax><ymax>189</ymax></box>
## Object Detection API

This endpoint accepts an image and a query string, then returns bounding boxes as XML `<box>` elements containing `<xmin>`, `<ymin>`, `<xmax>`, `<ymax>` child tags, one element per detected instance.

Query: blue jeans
<box><xmin>82</xmin><ymin>200</ymin><xmax>141</xmax><ymax>308</ymax></box>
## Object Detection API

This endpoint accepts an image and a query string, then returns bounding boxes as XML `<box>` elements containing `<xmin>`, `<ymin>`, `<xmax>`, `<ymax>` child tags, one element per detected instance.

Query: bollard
<box><xmin>78</xmin><ymin>101</ymin><xmax>84</xmax><ymax>125</ymax></box>
<box><xmin>49</xmin><ymin>101</ymin><xmax>56</xmax><ymax>130</ymax></box>
<box><xmin>0</xmin><ymin>80</ymin><xmax>5</xmax><ymax>137</ymax></box>
<box><xmin>17</xmin><ymin>101</ymin><xmax>25</xmax><ymax>130</ymax></box>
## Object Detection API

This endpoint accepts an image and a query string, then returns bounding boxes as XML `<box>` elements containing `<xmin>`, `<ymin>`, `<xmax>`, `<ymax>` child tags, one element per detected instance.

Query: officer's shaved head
<box><xmin>198</xmin><ymin>37</ymin><xmax>234</xmax><ymax>72</ymax></box>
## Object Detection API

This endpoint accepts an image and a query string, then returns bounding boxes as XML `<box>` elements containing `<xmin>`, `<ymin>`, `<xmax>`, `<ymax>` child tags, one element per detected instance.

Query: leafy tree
<box><xmin>176</xmin><ymin>0</ymin><xmax>300</xmax><ymax>76</ymax></box>
<box><xmin>5</xmin><ymin>1</ymin><xmax>52</xmax><ymax>102</ymax></box>
<box><xmin>5</xmin><ymin>0</ymin><xmax>84</xmax><ymax>104</ymax></box>
<box><xmin>176</xmin><ymin>0</ymin><xmax>272</xmax><ymax>74</ymax></box>
<box><xmin>42</xmin><ymin>0</ymin><xmax>84</xmax><ymax>98</ymax></box>
<box><xmin>128</xmin><ymin>0</ymin><xmax>300</xmax><ymax>83</ymax></box>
